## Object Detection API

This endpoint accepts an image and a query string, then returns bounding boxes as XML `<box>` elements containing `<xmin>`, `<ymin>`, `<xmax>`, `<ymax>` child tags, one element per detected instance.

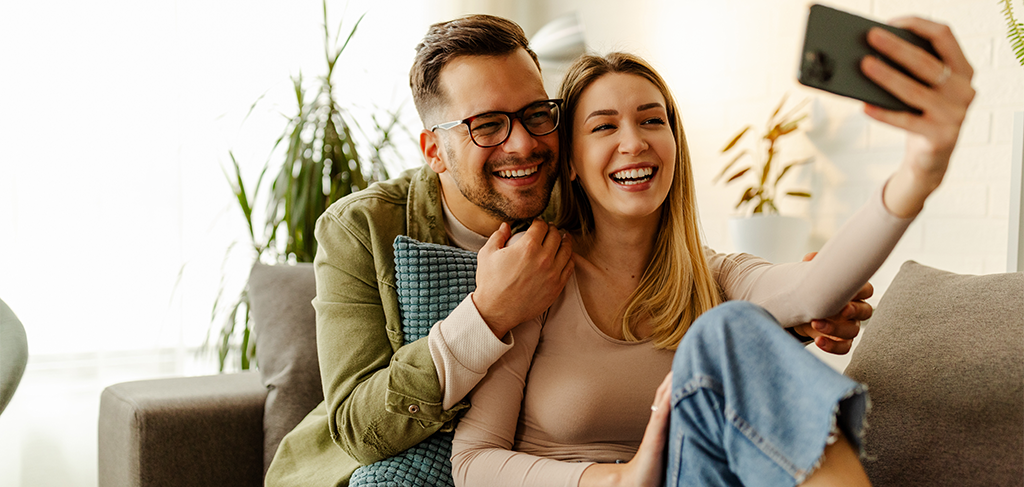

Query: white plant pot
<box><xmin>728</xmin><ymin>215</ymin><xmax>811</xmax><ymax>263</ymax></box>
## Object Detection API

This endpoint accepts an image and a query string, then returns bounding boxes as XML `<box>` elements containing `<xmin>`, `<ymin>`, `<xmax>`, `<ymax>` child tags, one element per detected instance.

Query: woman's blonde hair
<box><xmin>555</xmin><ymin>52</ymin><xmax>722</xmax><ymax>350</ymax></box>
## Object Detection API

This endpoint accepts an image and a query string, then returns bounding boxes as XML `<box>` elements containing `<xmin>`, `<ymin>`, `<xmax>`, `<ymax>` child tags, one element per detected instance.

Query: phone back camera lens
<box><xmin>802</xmin><ymin>51</ymin><xmax>834</xmax><ymax>83</ymax></box>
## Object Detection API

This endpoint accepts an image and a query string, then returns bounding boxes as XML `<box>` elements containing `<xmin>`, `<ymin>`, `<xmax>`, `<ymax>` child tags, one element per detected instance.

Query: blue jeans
<box><xmin>666</xmin><ymin>301</ymin><xmax>868</xmax><ymax>487</ymax></box>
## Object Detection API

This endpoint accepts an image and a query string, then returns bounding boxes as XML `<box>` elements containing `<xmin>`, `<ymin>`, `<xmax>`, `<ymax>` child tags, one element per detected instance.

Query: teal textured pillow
<box><xmin>349</xmin><ymin>236</ymin><xmax>477</xmax><ymax>487</ymax></box>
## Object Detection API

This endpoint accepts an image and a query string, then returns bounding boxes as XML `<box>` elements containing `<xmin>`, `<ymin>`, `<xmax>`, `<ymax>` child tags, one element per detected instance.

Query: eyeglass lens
<box><xmin>469</xmin><ymin>101</ymin><xmax>559</xmax><ymax>147</ymax></box>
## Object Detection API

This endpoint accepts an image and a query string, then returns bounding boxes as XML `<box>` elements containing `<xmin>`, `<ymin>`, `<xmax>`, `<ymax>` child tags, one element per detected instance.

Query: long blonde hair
<box><xmin>555</xmin><ymin>52</ymin><xmax>722</xmax><ymax>350</ymax></box>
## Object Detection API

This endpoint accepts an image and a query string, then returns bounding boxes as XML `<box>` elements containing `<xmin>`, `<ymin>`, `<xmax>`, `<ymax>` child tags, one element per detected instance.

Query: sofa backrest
<box><xmin>249</xmin><ymin>262</ymin><xmax>322</xmax><ymax>477</ymax></box>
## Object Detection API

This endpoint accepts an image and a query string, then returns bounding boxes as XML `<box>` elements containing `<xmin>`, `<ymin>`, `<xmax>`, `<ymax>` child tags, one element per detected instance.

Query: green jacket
<box><xmin>266</xmin><ymin>165</ymin><xmax>462</xmax><ymax>487</ymax></box>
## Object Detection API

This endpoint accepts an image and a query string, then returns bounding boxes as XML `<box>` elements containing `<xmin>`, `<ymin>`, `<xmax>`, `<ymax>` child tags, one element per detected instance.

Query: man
<box><xmin>266</xmin><ymin>14</ymin><xmax>866</xmax><ymax>487</ymax></box>
<box><xmin>266</xmin><ymin>15</ymin><xmax>574</xmax><ymax>487</ymax></box>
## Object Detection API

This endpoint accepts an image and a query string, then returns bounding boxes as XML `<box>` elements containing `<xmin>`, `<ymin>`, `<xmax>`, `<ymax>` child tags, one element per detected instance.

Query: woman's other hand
<box><xmin>580</xmin><ymin>373</ymin><xmax>672</xmax><ymax>487</ymax></box>
<box><xmin>861</xmin><ymin>17</ymin><xmax>976</xmax><ymax>218</ymax></box>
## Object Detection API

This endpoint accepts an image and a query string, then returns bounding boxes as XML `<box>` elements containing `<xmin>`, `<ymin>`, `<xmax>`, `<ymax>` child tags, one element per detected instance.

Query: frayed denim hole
<box><xmin>837</xmin><ymin>382</ymin><xmax>872</xmax><ymax>461</ymax></box>
<box><xmin>725</xmin><ymin>407</ymin><xmax>805</xmax><ymax>482</ymax></box>
<box><xmin>802</xmin><ymin>382</ymin><xmax>874</xmax><ymax>483</ymax></box>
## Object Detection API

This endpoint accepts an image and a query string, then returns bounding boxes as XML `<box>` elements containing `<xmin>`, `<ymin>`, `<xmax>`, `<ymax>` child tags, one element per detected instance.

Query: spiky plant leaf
<box><xmin>715</xmin><ymin>95</ymin><xmax>811</xmax><ymax>216</ymax></box>
<box><xmin>714</xmin><ymin>150</ymin><xmax>749</xmax><ymax>183</ymax></box>
<box><xmin>775</xmin><ymin>157</ymin><xmax>813</xmax><ymax>186</ymax></box>
<box><xmin>208</xmin><ymin>4</ymin><xmax>409</xmax><ymax>371</ymax></box>
<box><xmin>721</xmin><ymin>126</ymin><xmax>751</xmax><ymax>152</ymax></box>
<box><xmin>726</xmin><ymin>167</ymin><xmax>752</xmax><ymax>183</ymax></box>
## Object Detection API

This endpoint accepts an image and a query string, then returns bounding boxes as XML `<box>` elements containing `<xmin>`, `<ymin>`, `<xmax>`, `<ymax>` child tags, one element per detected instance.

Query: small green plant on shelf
<box><xmin>714</xmin><ymin>95</ymin><xmax>813</xmax><ymax>215</ymax></box>
<box><xmin>209</xmin><ymin>2</ymin><xmax>408</xmax><ymax>371</ymax></box>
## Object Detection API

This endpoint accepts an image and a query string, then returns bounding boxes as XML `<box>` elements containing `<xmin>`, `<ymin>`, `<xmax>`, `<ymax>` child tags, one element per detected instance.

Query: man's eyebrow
<box><xmin>584</xmin><ymin>109</ymin><xmax>618</xmax><ymax>121</ymax></box>
<box><xmin>637</xmin><ymin>102</ymin><xmax>664</xmax><ymax>111</ymax></box>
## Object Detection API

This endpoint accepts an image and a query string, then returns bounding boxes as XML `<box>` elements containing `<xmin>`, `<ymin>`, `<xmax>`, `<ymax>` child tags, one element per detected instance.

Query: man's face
<box><xmin>426</xmin><ymin>49</ymin><xmax>559</xmax><ymax>233</ymax></box>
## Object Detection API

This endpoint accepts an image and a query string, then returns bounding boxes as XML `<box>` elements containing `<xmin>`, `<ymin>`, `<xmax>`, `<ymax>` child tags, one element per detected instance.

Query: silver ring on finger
<box><xmin>933</xmin><ymin>64</ymin><xmax>952</xmax><ymax>87</ymax></box>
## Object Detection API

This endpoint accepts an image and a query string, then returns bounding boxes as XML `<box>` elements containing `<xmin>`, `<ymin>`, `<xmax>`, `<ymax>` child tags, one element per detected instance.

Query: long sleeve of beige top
<box><xmin>426</xmin><ymin>196</ymin><xmax>520</xmax><ymax>411</ymax></box>
<box><xmin>450</xmin><ymin>187</ymin><xmax>914</xmax><ymax>487</ymax></box>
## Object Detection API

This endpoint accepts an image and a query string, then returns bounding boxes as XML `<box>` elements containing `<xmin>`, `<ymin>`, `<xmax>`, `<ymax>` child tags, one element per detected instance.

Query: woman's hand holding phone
<box><xmin>861</xmin><ymin>17</ymin><xmax>976</xmax><ymax>218</ymax></box>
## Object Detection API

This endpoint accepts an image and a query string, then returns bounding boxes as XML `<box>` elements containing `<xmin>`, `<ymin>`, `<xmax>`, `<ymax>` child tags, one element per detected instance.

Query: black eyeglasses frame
<box><xmin>429</xmin><ymin>99</ymin><xmax>563</xmax><ymax>148</ymax></box>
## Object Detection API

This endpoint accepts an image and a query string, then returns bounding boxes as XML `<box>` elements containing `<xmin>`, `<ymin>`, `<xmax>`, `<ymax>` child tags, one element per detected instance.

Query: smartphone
<box><xmin>797</xmin><ymin>4</ymin><xmax>938</xmax><ymax>113</ymax></box>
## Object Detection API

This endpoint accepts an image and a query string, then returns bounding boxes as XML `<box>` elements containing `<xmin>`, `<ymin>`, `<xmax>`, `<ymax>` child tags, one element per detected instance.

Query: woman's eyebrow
<box><xmin>584</xmin><ymin>109</ymin><xmax>618</xmax><ymax>122</ymax></box>
<box><xmin>637</xmin><ymin>102</ymin><xmax>664</xmax><ymax>112</ymax></box>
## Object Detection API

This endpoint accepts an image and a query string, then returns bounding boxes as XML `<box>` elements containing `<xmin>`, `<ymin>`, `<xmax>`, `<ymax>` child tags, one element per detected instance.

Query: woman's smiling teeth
<box><xmin>496</xmin><ymin>166</ymin><xmax>539</xmax><ymax>179</ymax></box>
<box><xmin>610</xmin><ymin>167</ymin><xmax>655</xmax><ymax>185</ymax></box>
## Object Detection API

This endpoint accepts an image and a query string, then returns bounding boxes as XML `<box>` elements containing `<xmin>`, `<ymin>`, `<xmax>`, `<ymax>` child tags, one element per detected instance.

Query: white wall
<box><xmin>505</xmin><ymin>0</ymin><xmax>1023</xmax><ymax>369</ymax></box>
<box><xmin>0</xmin><ymin>1</ymin><xmax>432</xmax><ymax>486</ymax></box>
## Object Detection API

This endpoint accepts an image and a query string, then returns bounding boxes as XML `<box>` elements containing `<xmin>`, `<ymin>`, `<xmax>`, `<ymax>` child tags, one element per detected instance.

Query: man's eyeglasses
<box><xmin>430</xmin><ymin>99</ymin><xmax>563</xmax><ymax>148</ymax></box>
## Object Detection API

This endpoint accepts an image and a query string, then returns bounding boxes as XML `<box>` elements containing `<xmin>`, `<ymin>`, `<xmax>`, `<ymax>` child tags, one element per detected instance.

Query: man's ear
<box><xmin>420</xmin><ymin>129</ymin><xmax>447</xmax><ymax>174</ymax></box>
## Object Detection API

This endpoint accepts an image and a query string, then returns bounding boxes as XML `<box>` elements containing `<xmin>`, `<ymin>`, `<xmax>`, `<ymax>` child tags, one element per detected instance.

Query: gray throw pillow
<box><xmin>844</xmin><ymin>261</ymin><xmax>1023</xmax><ymax>486</ymax></box>
<box><xmin>249</xmin><ymin>262</ymin><xmax>322</xmax><ymax>477</ymax></box>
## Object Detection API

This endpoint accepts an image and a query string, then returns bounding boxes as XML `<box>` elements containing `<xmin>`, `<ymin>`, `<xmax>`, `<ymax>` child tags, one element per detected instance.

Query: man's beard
<box><xmin>444</xmin><ymin>145</ymin><xmax>558</xmax><ymax>223</ymax></box>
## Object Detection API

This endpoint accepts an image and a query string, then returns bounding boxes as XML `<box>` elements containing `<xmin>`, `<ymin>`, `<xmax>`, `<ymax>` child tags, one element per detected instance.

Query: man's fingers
<box><xmin>542</xmin><ymin>222</ymin><xmax>564</xmax><ymax>249</ymax></box>
<box><xmin>483</xmin><ymin>222</ymin><xmax>511</xmax><ymax>250</ymax></box>
<box><xmin>849</xmin><ymin>300</ymin><xmax>873</xmax><ymax>321</ymax></box>
<box><xmin>816</xmin><ymin>336</ymin><xmax>852</xmax><ymax>355</ymax></box>
<box><xmin>813</xmin><ymin>318</ymin><xmax>859</xmax><ymax>340</ymax></box>
<box><xmin>853</xmin><ymin>282</ymin><xmax>874</xmax><ymax>301</ymax></box>
<box><xmin>521</xmin><ymin>219</ymin><xmax>549</xmax><ymax>243</ymax></box>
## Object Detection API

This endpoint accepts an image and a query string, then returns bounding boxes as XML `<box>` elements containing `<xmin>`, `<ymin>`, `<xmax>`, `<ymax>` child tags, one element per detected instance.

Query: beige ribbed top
<box><xmin>450</xmin><ymin>188</ymin><xmax>913</xmax><ymax>487</ymax></box>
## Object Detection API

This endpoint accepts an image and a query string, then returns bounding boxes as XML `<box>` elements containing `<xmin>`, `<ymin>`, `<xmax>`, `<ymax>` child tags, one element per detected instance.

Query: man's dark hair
<box><xmin>410</xmin><ymin>14</ymin><xmax>540</xmax><ymax>127</ymax></box>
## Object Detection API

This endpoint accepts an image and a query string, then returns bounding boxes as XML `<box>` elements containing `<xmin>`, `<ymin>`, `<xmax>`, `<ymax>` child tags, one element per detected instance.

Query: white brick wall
<box><xmin>523</xmin><ymin>0</ymin><xmax>1024</xmax><ymax>369</ymax></box>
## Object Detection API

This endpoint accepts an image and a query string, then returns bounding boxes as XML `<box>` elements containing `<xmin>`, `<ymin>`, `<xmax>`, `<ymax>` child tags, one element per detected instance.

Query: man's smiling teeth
<box><xmin>497</xmin><ymin>166</ymin><xmax>539</xmax><ymax>179</ymax></box>
<box><xmin>611</xmin><ymin>167</ymin><xmax>654</xmax><ymax>185</ymax></box>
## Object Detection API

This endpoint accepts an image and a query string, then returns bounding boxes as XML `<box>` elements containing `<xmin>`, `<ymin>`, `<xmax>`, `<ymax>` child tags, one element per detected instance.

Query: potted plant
<box><xmin>715</xmin><ymin>95</ymin><xmax>813</xmax><ymax>263</ymax></box>
<box><xmin>209</xmin><ymin>3</ymin><xmax>408</xmax><ymax>371</ymax></box>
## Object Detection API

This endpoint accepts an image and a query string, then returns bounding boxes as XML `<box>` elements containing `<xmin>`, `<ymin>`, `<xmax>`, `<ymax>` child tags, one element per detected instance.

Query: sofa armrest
<box><xmin>98</xmin><ymin>371</ymin><xmax>267</xmax><ymax>487</ymax></box>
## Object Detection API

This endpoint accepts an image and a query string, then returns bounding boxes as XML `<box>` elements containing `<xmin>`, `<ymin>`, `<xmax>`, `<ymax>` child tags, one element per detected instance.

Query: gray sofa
<box><xmin>97</xmin><ymin>261</ymin><xmax>1023</xmax><ymax>487</ymax></box>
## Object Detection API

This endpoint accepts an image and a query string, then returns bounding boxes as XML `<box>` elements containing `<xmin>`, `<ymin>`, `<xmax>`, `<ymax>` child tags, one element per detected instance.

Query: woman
<box><xmin>451</xmin><ymin>17</ymin><xmax>974</xmax><ymax>487</ymax></box>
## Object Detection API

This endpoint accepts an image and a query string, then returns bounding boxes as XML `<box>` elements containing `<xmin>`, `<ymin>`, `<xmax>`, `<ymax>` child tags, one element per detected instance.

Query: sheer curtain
<box><xmin>0</xmin><ymin>1</ymin><xmax>429</xmax><ymax>485</ymax></box>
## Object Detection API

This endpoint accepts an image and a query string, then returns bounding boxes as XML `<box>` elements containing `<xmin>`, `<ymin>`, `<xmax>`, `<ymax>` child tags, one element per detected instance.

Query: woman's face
<box><xmin>570</xmin><ymin>73</ymin><xmax>676</xmax><ymax>227</ymax></box>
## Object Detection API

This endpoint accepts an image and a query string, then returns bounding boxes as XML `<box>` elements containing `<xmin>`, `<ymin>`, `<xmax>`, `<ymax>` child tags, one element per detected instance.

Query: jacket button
<box><xmin>408</xmin><ymin>404</ymin><xmax>420</xmax><ymax>414</ymax></box>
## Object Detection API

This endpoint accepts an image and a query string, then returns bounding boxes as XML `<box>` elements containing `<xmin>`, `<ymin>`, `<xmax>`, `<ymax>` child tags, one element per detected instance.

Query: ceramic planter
<box><xmin>728</xmin><ymin>214</ymin><xmax>811</xmax><ymax>263</ymax></box>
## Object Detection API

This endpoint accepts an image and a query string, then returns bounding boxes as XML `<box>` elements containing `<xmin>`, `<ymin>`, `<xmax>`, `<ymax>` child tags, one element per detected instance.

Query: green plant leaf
<box><xmin>726</xmin><ymin>167</ymin><xmax>752</xmax><ymax>183</ymax></box>
<box><xmin>714</xmin><ymin>150</ymin><xmax>748</xmax><ymax>183</ymax></box>
<box><xmin>777</xmin><ymin>98</ymin><xmax>810</xmax><ymax>126</ymax></box>
<box><xmin>775</xmin><ymin>157</ymin><xmax>813</xmax><ymax>185</ymax></box>
<box><xmin>761</xmin><ymin>148</ymin><xmax>773</xmax><ymax>187</ymax></box>
<box><xmin>721</xmin><ymin>126</ymin><xmax>750</xmax><ymax>152</ymax></box>
<box><xmin>1001</xmin><ymin>0</ymin><xmax>1024</xmax><ymax>66</ymax></box>
<box><xmin>211</xmin><ymin>3</ymin><xmax>411</xmax><ymax>371</ymax></box>
<box><xmin>736</xmin><ymin>186</ymin><xmax>756</xmax><ymax>209</ymax></box>
<box><xmin>770</xmin><ymin>94</ymin><xmax>788</xmax><ymax>121</ymax></box>
<box><xmin>332</xmin><ymin>13</ymin><xmax>367</xmax><ymax>69</ymax></box>
<box><xmin>776</xmin><ymin>116</ymin><xmax>807</xmax><ymax>136</ymax></box>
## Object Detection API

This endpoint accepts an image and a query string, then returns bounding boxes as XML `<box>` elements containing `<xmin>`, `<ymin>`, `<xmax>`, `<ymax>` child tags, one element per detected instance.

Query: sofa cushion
<box><xmin>249</xmin><ymin>262</ymin><xmax>322</xmax><ymax>477</ymax></box>
<box><xmin>348</xmin><ymin>236</ymin><xmax>476</xmax><ymax>487</ymax></box>
<box><xmin>844</xmin><ymin>261</ymin><xmax>1023</xmax><ymax>486</ymax></box>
